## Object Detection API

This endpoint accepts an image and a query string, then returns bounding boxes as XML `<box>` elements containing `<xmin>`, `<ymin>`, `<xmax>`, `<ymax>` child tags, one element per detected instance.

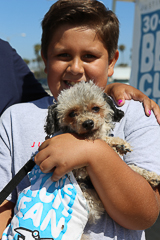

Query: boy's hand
<box><xmin>34</xmin><ymin>133</ymin><xmax>91</xmax><ymax>181</ymax></box>
<box><xmin>105</xmin><ymin>83</ymin><xmax>160</xmax><ymax>124</ymax></box>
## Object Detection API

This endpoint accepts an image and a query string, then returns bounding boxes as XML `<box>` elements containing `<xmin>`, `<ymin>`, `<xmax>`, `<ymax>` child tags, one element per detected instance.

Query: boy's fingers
<box><xmin>34</xmin><ymin>147</ymin><xmax>50</xmax><ymax>165</ymax></box>
<box><xmin>35</xmin><ymin>150</ymin><xmax>57</xmax><ymax>174</ymax></box>
<box><xmin>51</xmin><ymin>170</ymin><xmax>63</xmax><ymax>182</ymax></box>
<box><xmin>51</xmin><ymin>167</ymin><xmax>69</xmax><ymax>182</ymax></box>
<box><xmin>38</xmin><ymin>138</ymin><xmax>50</xmax><ymax>151</ymax></box>
<box><xmin>39</xmin><ymin>156</ymin><xmax>56</xmax><ymax>174</ymax></box>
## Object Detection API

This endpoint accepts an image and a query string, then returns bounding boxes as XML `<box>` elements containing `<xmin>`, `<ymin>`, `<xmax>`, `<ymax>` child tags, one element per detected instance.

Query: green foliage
<box><xmin>32</xmin><ymin>43</ymin><xmax>44</xmax><ymax>73</ymax></box>
<box><xmin>23</xmin><ymin>58</ymin><xmax>30</xmax><ymax>65</ymax></box>
<box><xmin>118</xmin><ymin>44</ymin><xmax>126</xmax><ymax>64</ymax></box>
<box><xmin>23</xmin><ymin>43</ymin><xmax>46</xmax><ymax>79</ymax></box>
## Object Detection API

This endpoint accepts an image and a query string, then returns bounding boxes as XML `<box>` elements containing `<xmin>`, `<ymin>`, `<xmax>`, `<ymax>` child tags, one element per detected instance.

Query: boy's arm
<box><xmin>86</xmin><ymin>139</ymin><xmax>159</xmax><ymax>230</ymax></box>
<box><xmin>35</xmin><ymin>133</ymin><xmax>160</xmax><ymax>230</ymax></box>
<box><xmin>0</xmin><ymin>200</ymin><xmax>15</xmax><ymax>238</ymax></box>
<box><xmin>105</xmin><ymin>83</ymin><xmax>160</xmax><ymax>124</ymax></box>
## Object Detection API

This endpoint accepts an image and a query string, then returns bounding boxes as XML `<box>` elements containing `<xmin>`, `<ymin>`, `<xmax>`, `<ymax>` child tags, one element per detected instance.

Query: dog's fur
<box><xmin>44</xmin><ymin>81</ymin><xmax>160</xmax><ymax>227</ymax></box>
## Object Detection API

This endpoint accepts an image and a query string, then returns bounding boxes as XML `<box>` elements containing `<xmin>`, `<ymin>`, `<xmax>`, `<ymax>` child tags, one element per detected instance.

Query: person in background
<box><xmin>0</xmin><ymin>38</ymin><xmax>48</xmax><ymax>116</ymax></box>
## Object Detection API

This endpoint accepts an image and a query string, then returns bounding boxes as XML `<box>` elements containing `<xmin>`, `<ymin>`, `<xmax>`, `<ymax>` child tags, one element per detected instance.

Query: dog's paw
<box><xmin>104</xmin><ymin>136</ymin><xmax>132</xmax><ymax>156</ymax></box>
<box><xmin>115</xmin><ymin>143</ymin><xmax>132</xmax><ymax>155</ymax></box>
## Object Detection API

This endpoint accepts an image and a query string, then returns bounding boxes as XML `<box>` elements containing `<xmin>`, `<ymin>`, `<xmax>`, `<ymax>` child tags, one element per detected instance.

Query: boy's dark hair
<box><xmin>41</xmin><ymin>0</ymin><xmax>119</xmax><ymax>61</ymax></box>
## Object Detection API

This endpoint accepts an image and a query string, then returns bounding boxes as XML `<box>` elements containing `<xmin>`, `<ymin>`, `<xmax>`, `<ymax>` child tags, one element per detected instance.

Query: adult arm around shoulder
<box><xmin>105</xmin><ymin>83</ymin><xmax>160</xmax><ymax>124</ymax></box>
<box><xmin>0</xmin><ymin>200</ymin><xmax>15</xmax><ymax>238</ymax></box>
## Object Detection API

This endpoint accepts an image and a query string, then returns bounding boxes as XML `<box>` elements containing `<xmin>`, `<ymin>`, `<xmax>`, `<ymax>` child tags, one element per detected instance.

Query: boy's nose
<box><xmin>67</xmin><ymin>58</ymin><xmax>84</xmax><ymax>75</ymax></box>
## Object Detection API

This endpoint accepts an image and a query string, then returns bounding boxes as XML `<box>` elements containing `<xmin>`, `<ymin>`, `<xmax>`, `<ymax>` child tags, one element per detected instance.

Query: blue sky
<box><xmin>0</xmin><ymin>0</ymin><xmax>135</xmax><ymax>67</ymax></box>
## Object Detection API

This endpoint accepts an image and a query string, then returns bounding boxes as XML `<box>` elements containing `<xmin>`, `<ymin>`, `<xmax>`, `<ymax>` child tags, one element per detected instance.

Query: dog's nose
<box><xmin>82</xmin><ymin>120</ymin><xmax>94</xmax><ymax>130</ymax></box>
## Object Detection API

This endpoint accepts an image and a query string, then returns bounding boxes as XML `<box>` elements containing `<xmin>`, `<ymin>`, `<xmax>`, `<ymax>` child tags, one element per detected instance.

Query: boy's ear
<box><xmin>103</xmin><ymin>93</ymin><xmax>124</xmax><ymax>122</ymax></box>
<box><xmin>108</xmin><ymin>50</ymin><xmax>119</xmax><ymax>77</ymax></box>
<box><xmin>44</xmin><ymin>104</ymin><xmax>60</xmax><ymax>137</ymax></box>
<box><xmin>41</xmin><ymin>50</ymin><xmax>47</xmax><ymax>74</ymax></box>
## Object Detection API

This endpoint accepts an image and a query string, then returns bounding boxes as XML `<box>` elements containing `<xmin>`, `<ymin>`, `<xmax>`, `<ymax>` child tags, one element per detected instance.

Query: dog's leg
<box><xmin>104</xmin><ymin>136</ymin><xmax>132</xmax><ymax>155</ymax></box>
<box><xmin>128</xmin><ymin>164</ymin><xmax>160</xmax><ymax>187</ymax></box>
<box><xmin>72</xmin><ymin>168</ymin><xmax>105</xmax><ymax>224</ymax></box>
<box><xmin>72</xmin><ymin>167</ymin><xmax>88</xmax><ymax>180</ymax></box>
<box><xmin>80</xmin><ymin>234</ymin><xmax>91</xmax><ymax>240</ymax></box>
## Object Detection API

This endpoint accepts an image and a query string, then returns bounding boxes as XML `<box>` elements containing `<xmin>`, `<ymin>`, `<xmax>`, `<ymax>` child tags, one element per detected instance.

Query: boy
<box><xmin>0</xmin><ymin>1</ymin><xmax>160</xmax><ymax>239</ymax></box>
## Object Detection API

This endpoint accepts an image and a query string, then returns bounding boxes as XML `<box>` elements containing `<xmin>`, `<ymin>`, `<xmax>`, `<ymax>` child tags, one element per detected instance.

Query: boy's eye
<box><xmin>92</xmin><ymin>106</ymin><xmax>100</xmax><ymax>113</ymax></box>
<box><xmin>85</xmin><ymin>54</ymin><xmax>95</xmax><ymax>58</ymax></box>
<box><xmin>84</xmin><ymin>54</ymin><xmax>96</xmax><ymax>59</ymax></box>
<box><xmin>83</xmin><ymin>54</ymin><xmax>97</xmax><ymax>62</ymax></box>
<box><xmin>57</xmin><ymin>53</ymin><xmax>70</xmax><ymax>58</ymax></box>
<box><xmin>68</xmin><ymin>110</ymin><xmax>77</xmax><ymax>118</ymax></box>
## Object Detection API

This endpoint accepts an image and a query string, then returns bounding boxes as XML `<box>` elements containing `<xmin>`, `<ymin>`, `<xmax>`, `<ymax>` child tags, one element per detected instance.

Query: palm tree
<box><xmin>23</xmin><ymin>58</ymin><xmax>30</xmax><ymax>65</ymax></box>
<box><xmin>119</xmin><ymin>44</ymin><xmax>126</xmax><ymax>64</ymax></box>
<box><xmin>33</xmin><ymin>44</ymin><xmax>43</xmax><ymax>70</ymax></box>
<box><xmin>32</xmin><ymin>44</ymin><xmax>46</xmax><ymax>78</ymax></box>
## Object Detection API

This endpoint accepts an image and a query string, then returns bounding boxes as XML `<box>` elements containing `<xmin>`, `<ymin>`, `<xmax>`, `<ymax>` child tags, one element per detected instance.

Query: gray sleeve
<box><xmin>0</xmin><ymin>109</ymin><xmax>17</xmax><ymax>203</ymax></box>
<box><xmin>123</xmin><ymin>100</ymin><xmax>160</xmax><ymax>176</ymax></box>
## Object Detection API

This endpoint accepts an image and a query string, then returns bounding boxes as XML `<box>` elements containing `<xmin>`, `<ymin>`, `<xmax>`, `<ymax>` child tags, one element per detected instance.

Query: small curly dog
<box><xmin>45</xmin><ymin>81</ymin><xmax>160</xmax><ymax>225</ymax></box>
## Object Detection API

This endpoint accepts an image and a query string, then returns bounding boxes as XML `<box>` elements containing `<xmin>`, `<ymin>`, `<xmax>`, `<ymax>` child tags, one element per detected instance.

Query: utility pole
<box><xmin>112</xmin><ymin>0</ymin><xmax>135</xmax><ymax>12</ymax></box>
<box><xmin>112</xmin><ymin>0</ymin><xmax>116</xmax><ymax>12</ymax></box>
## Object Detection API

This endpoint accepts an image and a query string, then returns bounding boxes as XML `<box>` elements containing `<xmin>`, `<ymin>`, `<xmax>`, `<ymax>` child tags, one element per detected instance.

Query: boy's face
<box><xmin>42</xmin><ymin>25</ymin><xmax>119</xmax><ymax>99</ymax></box>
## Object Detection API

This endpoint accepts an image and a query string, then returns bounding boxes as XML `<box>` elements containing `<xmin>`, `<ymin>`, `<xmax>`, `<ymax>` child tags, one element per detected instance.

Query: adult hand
<box><xmin>105</xmin><ymin>83</ymin><xmax>160</xmax><ymax>124</ymax></box>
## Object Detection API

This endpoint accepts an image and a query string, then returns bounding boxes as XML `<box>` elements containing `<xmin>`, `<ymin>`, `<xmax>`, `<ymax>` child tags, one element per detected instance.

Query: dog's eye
<box><xmin>92</xmin><ymin>106</ymin><xmax>100</xmax><ymax>113</ymax></box>
<box><xmin>69</xmin><ymin>110</ymin><xmax>77</xmax><ymax>118</ymax></box>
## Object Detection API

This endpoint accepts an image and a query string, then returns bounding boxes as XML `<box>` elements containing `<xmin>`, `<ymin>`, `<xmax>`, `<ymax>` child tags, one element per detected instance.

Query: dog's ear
<box><xmin>44</xmin><ymin>103</ymin><xmax>60</xmax><ymax>137</ymax></box>
<box><xmin>103</xmin><ymin>93</ymin><xmax>124</xmax><ymax>122</ymax></box>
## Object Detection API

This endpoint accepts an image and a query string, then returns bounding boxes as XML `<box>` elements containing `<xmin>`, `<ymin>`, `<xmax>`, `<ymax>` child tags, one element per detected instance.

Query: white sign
<box><xmin>130</xmin><ymin>0</ymin><xmax>160</xmax><ymax>105</ymax></box>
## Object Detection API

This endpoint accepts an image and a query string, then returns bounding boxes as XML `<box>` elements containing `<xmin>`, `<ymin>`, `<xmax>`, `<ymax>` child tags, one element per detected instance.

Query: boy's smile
<box><xmin>42</xmin><ymin>25</ymin><xmax>118</xmax><ymax>99</ymax></box>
